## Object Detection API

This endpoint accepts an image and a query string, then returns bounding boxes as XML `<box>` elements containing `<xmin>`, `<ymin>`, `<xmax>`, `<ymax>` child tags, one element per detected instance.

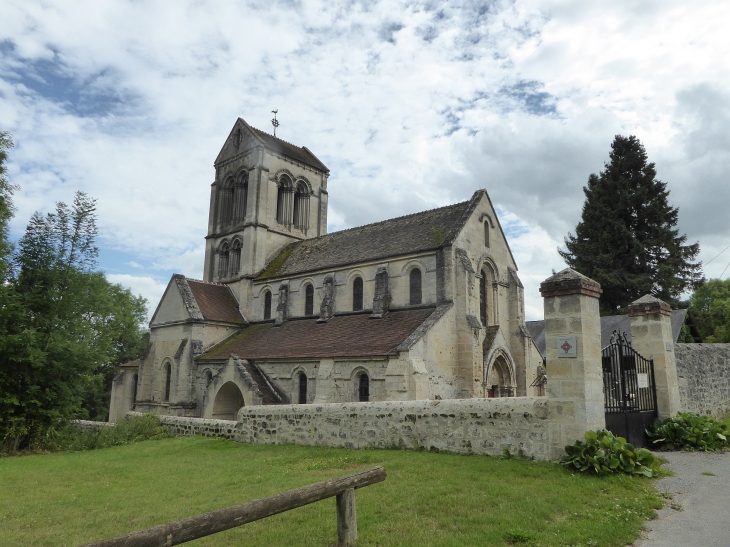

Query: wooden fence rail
<box><xmin>81</xmin><ymin>466</ymin><xmax>386</xmax><ymax>547</ymax></box>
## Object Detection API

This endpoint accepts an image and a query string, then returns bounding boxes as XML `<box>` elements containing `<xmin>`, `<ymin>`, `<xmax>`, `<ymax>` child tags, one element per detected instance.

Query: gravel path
<box><xmin>634</xmin><ymin>451</ymin><xmax>730</xmax><ymax>547</ymax></box>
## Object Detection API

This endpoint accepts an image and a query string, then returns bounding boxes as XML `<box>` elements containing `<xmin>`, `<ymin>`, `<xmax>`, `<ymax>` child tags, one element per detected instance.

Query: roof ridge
<box><xmin>185</xmin><ymin>277</ymin><xmax>227</xmax><ymax>287</ymax></box>
<box><xmin>309</xmin><ymin>198</ymin><xmax>471</xmax><ymax>240</ymax></box>
<box><xmin>250</xmin><ymin>126</ymin><xmax>307</xmax><ymax>151</ymax></box>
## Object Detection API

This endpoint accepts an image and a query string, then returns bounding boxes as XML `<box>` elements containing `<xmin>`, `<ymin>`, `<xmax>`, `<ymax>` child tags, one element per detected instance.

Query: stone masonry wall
<box><xmin>128</xmin><ymin>412</ymin><xmax>238</xmax><ymax>440</ymax></box>
<box><xmin>235</xmin><ymin>398</ymin><xmax>548</xmax><ymax>459</ymax></box>
<box><xmin>675</xmin><ymin>344</ymin><xmax>730</xmax><ymax>418</ymax></box>
<box><xmin>131</xmin><ymin>399</ymin><xmax>549</xmax><ymax>458</ymax></box>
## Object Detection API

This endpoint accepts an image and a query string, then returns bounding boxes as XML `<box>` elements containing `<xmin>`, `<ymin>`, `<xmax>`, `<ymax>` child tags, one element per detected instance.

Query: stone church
<box><xmin>109</xmin><ymin>118</ymin><xmax>544</xmax><ymax>422</ymax></box>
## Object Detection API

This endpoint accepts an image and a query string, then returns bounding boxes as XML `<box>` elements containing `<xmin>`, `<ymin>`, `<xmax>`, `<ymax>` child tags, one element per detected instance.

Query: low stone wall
<box><xmin>235</xmin><ymin>397</ymin><xmax>549</xmax><ymax>459</ymax></box>
<box><xmin>72</xmin><ymin>420</ymin><xmax>115</xmax><ymax>432</ymax></box>
<box><xmin>676</xmin><ymin>344</ymin><xmax>730</xmax><ymax>418</ymax></box>
<box><xmin>128</xmin><ymin>413</ymin><xmax>238</xmax><ymax>440</ymax></box>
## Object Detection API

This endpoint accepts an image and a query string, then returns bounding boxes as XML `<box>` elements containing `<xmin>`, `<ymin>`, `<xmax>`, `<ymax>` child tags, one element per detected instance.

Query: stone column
<box><xmin>627</xmin><ymin>295</ymin><xmax>681</xmax><ymax>420</ymax></box>
<box><xmin>540</xmin><ymin>268</ymin><xmax>605</xmax><ymax>460</ymax></box>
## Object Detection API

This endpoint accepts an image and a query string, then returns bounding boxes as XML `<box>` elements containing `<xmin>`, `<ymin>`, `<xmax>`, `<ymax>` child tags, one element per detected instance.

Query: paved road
<box><xmin>634</xmin><ymin>451</ymin><xmax>730</xmax><ymax>547</ymax></box>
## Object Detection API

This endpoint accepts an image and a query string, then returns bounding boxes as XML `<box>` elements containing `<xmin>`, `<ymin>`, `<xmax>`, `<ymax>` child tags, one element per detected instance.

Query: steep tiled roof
<box><xmin>249</xmin><ymin>126</ymin><xmax>329</xmax><ymax>173</ymax></box>
<box><xmin>256</xmin><ymin>193</ymin><xmax>481</xmax><ymax>280</ymax></box>
<box><xmin>186</xmin><ymin>279</ymin><xmax>245</xmax><ymax>324</ymax></box>
<box><xmin>199</xmin><ymin>307</ymin><xmax>438</xmax><ymax>361</ymax></box>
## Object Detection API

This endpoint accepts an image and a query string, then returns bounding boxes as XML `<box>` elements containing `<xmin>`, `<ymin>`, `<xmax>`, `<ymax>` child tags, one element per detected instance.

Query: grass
<box><xmin>0</xmin><ymin>437</ymin><xmax>663</xmax><ymax>547</ymax></box>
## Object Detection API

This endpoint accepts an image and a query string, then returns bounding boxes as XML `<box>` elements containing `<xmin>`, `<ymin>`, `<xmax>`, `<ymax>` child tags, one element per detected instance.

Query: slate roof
<box><xmin>186</xmin><ymin>279</ymin><xmax>245</xmax><ymax>324</ymax></box>
<box><xmin>249</xmin><ymin>126</ymin><xmax>329</xmax><ymax>173</ymax></box>
<box><xmin>256</xmin><ymin>193</ymin><xmax>481</xmax><ymax>280</ymax></box>
<box><xmin>525</xmin><ymin>309</ymin><xmax>689</xmax><ymax>356</ymax></box>
<box><xmin>199</xmin><ymin>307</ymin><xmax>438</xmax><ymax>361</ymax></box>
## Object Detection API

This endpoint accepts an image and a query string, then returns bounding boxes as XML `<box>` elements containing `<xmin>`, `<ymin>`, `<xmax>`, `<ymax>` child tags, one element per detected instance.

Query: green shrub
<box><xmin>646</xmin><ymin>412</ymin><xmax>729</xmax><ymax>451</ymax></box>
<box><xmin>28</xmin><ymin>414</ymin><xmax>173</xmax><ymax>454</ymax></box>
<box><xmin>561</xmin><ymin>430</ymin><xmax>660</xmax><ymax>477</ymax></box>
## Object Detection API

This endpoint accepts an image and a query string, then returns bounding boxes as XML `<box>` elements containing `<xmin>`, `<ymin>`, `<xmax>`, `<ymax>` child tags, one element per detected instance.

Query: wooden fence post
<box><xmin>336</xmin><ymin>488</ymin><xmax>357</xmax><ymax>545</ymax></box>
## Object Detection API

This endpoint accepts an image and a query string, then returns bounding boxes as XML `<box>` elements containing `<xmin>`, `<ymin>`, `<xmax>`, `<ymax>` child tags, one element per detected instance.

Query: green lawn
<box><xmin>0</xmin><ymin>437</ymin><xmax>662</xmax><ymax>547</ymax></box>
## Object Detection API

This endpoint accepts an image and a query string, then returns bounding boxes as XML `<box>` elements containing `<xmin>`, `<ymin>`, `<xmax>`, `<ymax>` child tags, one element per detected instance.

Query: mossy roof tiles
<box><xmin>186</xmin><ymin>279</ymin><xmax>245</xmax><ymax>324</ymax></box>
<box><xmin>256</xmin><ymin>192</ymin><xmax>480</xmax><ymax>280</ymax></box>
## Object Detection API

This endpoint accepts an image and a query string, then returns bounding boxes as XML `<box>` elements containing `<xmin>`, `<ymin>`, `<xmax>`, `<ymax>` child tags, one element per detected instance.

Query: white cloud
<box><xmin>2</xmin><ymin>0</ymin><xmax>729</xmax><ymax>321</ymax></box>
<box><xmin>106</xmin><ymin>274</ymin><xmax>169</xmax><ymax>321</ymax></box>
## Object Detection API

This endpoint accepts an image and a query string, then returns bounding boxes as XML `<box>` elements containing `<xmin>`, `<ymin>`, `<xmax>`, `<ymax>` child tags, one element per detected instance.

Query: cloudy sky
<box><xmin>1</xmin><ymin>0</ymin><xmax>729</xmax><ymax>321</ymax></box>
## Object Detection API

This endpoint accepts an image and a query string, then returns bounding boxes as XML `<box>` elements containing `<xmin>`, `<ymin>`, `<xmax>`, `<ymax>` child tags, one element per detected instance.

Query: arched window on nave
<box><xmin>409</xmin><ymin>268</ymin><xmax>422</xmax><ymax>305</ymax></box>
<box><xmin>298</xmin><ymin>372</ymin><xmax>308</xmax><ymax>404</ymax></box>
<box><xmin>352</xmin><ymin>277</ymin><xmax>363</xmax><ymax>311</ymax></box>
<box><xmin>263</xmin><ymin>290</ymin><xmax>272</xmax><ymax>320</ymax></box>
<box><xmin>358</xmin><ymin>372</ymin><xmax>370</xmax><ymax>402</ymax></box>
<box><xmin>304</xmin><ymin>283</ymin><xmax>314</xmax><ymax>316</ymax></box>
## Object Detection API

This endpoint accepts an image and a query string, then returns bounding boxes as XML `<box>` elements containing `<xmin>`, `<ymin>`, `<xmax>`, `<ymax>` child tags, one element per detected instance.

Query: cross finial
<box><xmin>271</xmin><ymin>110</ymin><xmax>279</xmax><ymax>137</ymax></box>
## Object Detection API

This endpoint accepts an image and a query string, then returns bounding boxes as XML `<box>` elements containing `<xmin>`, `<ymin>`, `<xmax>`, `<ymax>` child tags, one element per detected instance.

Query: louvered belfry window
<box><xmin>409</xmin><ymin>268</ymin><xmax>422</xmax><ymax>305</ymax></box>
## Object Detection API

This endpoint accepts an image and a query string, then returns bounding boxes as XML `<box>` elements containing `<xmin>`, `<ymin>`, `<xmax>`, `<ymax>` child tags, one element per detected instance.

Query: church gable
<box><xmin>214</xmin><ymin>118</ymin><xmax>263</xmax><ymax>166</ymax></box>
<box><xmin>149</xmin><ymin>275</ymin><xmax>195</xmax><ymax>326</ymax></box>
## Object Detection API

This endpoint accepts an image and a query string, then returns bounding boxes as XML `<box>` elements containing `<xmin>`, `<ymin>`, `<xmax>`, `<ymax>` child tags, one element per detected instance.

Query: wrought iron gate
<box><xmin>602</xmin><ymin>332</ymin><xmax>657</xmax><ymax>448</ymax></box>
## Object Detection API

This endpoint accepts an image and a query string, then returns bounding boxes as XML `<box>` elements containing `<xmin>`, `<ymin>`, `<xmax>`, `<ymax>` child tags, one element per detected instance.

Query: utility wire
<box><xmin>705</xmin><ymin>244</ymin><xmax>730</xmax><ymax>266</ymax></box>
<box><xmin>720</xmin><ymin>258</ymin><xmax>730</xmax><ymax>279</ymax></box>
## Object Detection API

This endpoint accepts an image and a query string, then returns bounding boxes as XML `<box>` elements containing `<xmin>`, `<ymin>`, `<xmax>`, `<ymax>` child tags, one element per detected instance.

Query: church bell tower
<box><xmin>203</xmin><ymin>118</ymin><xmax>330</xmax><ymax>283</ymax></box>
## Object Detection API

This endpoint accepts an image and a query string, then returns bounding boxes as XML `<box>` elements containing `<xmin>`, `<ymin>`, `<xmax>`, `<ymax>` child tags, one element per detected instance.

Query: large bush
<box><xmin>646</xmin><ymin>413</ymin><xmax>729</xmax><ymax>451</ymax></box>
<box><xmin>561</xmin><ymin>430</ymin><xmax>660</xmax><ymax>477</ymax></box>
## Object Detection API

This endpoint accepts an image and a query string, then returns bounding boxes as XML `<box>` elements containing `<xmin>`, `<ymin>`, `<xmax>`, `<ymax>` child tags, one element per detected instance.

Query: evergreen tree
<box><xmin>560</xmin><ymin>135</ymin><xmax>703</xmax><ymax>314</ymax></box>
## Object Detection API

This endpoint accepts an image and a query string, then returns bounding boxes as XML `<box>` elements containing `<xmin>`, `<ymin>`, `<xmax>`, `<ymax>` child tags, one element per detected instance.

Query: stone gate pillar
<box><xmin>628</xmin><ymin>295</ymin><xmax>681</xmax><ymax>420</ymax></box>
<box><xmin>540</xmin><ymin>268</ymin><xmax>605</xmax><ymax>460</ymax></box>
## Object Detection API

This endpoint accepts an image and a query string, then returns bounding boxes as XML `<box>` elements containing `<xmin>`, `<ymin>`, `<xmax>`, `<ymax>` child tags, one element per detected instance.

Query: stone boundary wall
<box><xmin>127</xmin><ymin>412</ymin><xmax>238</xmax><ymax>440</ymax></box>
<box><xmin>675</xmin><ymin>344</ymin><xmax>730</xmax><ymax>418</ymax></box>
<box><xmin>236</xmin><ymin>398</ymin><xmax>549</xmax><ymax>459</ymax></box>
<box><xmin>72</xmin><ymin>420</ymin><xmax>115</xmax><ymax>432</ymax></box>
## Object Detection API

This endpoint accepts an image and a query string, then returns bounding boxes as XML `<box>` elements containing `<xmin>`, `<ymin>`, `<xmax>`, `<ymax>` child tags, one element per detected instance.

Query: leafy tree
<box><xmin>0</xmin><ymin>190</ymin><xmax>148</xmax><ymax>451</ymax></box>
<box><xmin>688</xmin><ymin>278</ymin><xmax>730</xmax><ymax>343</ymax></box>
<box><xmin>560</xmin><ymin>135</ymin><xmax>703</xmax><ymax>314</ymax></box>
<box><xmin>0</xmin><ymin>131</ymin><xmax>15</xmax><ymax>278</ymax></box>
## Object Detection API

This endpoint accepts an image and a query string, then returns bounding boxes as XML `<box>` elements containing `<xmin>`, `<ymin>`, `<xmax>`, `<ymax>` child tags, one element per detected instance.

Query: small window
<box><xmin>484</xmin><ymin>221</ymin><xmax>490</xmax><ymax>248</ymax></box>
<box><xmin>409</xmin><ymin>268</ymin><xmax>422</xmax><ymax>305</ymax></box>
<box><xmin>164</xmin><ymin>363</ymin><xmax>172</xmax><ymax>402</ymax></box>
<box><xmin>131</xmin><ymin>373</ymin><xmax>138</xmax><ymax>404</ymax></box>
<box><xmin>480</xmin><ymin>270</ymin><xmax>487</xmax><ymax>326</ymax></box>
<box><xmin>353</xmin><ymin>277</ymin><xmax>363</xmax><ymax>311</ymax></box>
<box><xmin>298</xmin><ymin>372</ymin><xmax>308</xmax><ymax>404</ymax></box>
<box><xmin>304</xmin><ymin>284</ymin><xmax>314</xmax><ymax>316</ymax></box>
<box><xmin>205</xmin><ymin>370</ymin><xmax>213</xmax><ymax>386</ymax></box>
<box><xmin>264</xmin><ymin>291</ymin><xmax>272</xmax><ymax>320</ymax></box>
<box><xmin>358</xmin><ymin>373</ymin><xmax>370</xmax><ymax>402</ymax></box>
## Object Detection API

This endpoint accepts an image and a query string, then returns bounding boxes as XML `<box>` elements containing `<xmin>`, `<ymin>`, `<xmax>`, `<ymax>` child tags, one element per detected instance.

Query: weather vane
<box><xmin>271</xmin><ymin>110</ymin><xmax>279</xmax><ymax>137</ymax></box>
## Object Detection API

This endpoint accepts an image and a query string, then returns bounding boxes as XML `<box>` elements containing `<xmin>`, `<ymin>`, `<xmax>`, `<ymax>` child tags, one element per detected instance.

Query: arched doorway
<box><xmin>212</xmin><ymin>382</ymin><xmax>245</xmax><ymax>420</ymax></box>
<box><xmin>486</xmin><ymin>355</ymin><xmax>514</xmax><ymax>398</ymax></box>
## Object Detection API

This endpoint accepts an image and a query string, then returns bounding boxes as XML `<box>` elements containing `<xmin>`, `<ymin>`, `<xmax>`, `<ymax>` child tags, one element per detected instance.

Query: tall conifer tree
<box><xmin>560</xmin><ymin>135</ymin><xmax>702</xmax><ymax>314</ymax></box>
